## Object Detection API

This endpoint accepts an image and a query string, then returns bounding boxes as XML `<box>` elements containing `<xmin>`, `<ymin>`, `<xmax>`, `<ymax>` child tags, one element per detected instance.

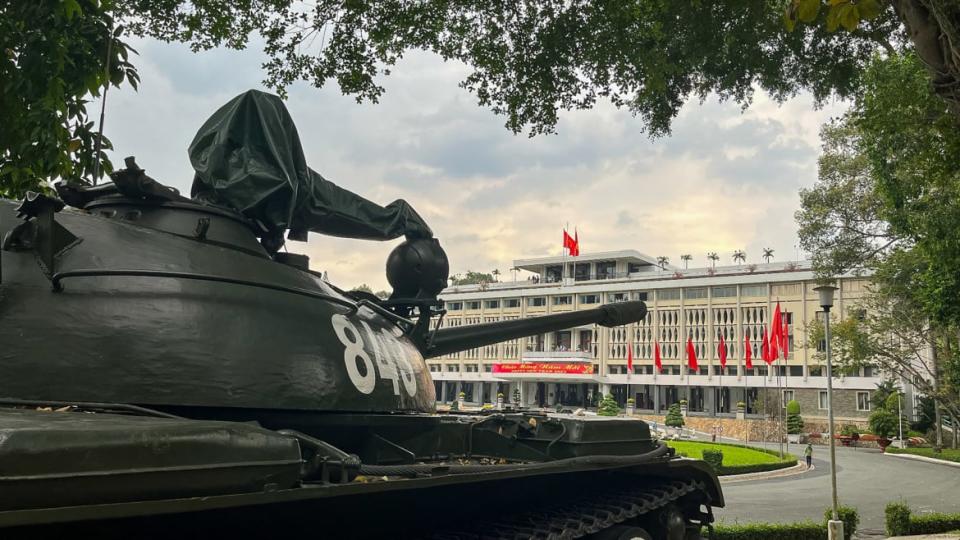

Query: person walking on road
<box><xmin>804</xmin><ymin>443</ymin><xmax>813</xmax><ymax>468</ymax></box>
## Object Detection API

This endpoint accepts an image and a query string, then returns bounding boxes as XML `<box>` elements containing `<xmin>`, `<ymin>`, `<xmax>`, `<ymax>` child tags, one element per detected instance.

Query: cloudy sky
<box><xmin>98</xmin><ymin>38</ymin><xmax>847</xmax><ymax>291</ymax></box>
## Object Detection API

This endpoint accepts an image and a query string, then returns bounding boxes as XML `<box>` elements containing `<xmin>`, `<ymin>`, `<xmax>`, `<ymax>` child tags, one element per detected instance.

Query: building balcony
<box><xmin>521</xmin><ymin>351</ymin><xmax>593</xmax><ymax>362</ymax></box>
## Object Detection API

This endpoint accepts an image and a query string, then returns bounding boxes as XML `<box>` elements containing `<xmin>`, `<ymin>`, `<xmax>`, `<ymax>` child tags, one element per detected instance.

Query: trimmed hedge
<box><xmin>885</xmin><ymin>502</ymin><xmax>911</xmax><ymax>536</ymax></box>
<box><xmin>711</xmin><ymin>522</ymin><xmax>826</xmax><ymax>540</ymax></box>
<box><xmin>884</xmin><ymin>502</ymin><xmax>960</xmax><ymax>535</ymax></box>
<box><xmin>702</xmin><ymin>449</ymin><xmax>724</xmax><ymax>470</ymax></box>
<box><xmin>717</xmin><ymin>460</ymin><xmax>797</xmax><ymax>475</ymax></box>
<box><xmin>887</xmin><ymin>446</ymin><xmax>960</xmax><ymax>463</ymax></box>
<box><xmin>712</xmin><ymin>507</ymin><xmax>858</xmax><ymax>540</ymax></box>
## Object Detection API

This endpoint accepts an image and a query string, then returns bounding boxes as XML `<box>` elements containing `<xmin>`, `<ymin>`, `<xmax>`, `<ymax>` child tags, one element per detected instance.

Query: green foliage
<box><xmin>824</xmin><ymin>505</ymin><xmax>859</xmax><ymax>540</ymax></box>
<box><xmin>869</xmin><ymin>408</ymin><xmax>898</xmax><ymax>439</ymax></box>
<box><xmin>1</xmin><ymin>1</ymin><xmax>139</xmax><ymax>198</ymax></box>
<box><xmin>665</xmin><ymin>402</ymin><xmax>684</xmax><ymax>427</ymax></box>
<box><xmin>912</xmin><ymin>396</ymin><xmax>936</xmax><ymax>432</ymax></box>
<box><xmin>909</xmin><ymin>513</ymin><xmax>960</xmax><ymax>535</ymax></box>
<box><xmin>597</xmin><ymin>394</ymin><xmax>620</xmax><ymax>417</ymax></box>
<box><xmin>449</xmin><ymin>271</ymin><xmax>496</xmax><ymax>286</ymax></box>
<box><xmin>120</xmin><ymin>2</ymin><xmax>894</xmax><ymax>138</ymax></box>
<box><xmin>711</xmin><ymin>522</ymin><xmax>826</xmax><ymax>540</ymax></box>
<box><xmin>786</xmin><ymin>399</ymin><xmax>801</xmax><ymax>415</ymax></box>
<box><xmin>885</xmin><ymin>502</ymin><xmax>911</xmax><ymax>536</ymax></box>
<box><xmin>797</xmin><ymin>52</ymin><xmax>960</xmax><ymax>424</ymax></box>
<box><xmin>351</xmin><ymin>284</ymin><xmax>374</xmax><ymax>294</ymax></box>
<box><xmin>840</xmin><ymin>425</ymin><xmax>860</xmax><ymax>437</ymax></box>
<box><xmin>787</xmin><ymin>412</ymin><xmax>804</xmax><ymax>435</ymax></box>
<box><xmin>702</xmin><ymin>449</ymin><xmax>723</xmax><ymax>470</ymax></box>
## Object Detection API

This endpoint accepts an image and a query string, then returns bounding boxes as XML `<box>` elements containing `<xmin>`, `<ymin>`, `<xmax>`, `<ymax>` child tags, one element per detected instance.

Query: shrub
<box><xmin>710</xmin><ymin>522</ymin><xmax>826</xmax><ymax>540</ymax></box>
<box><xmin>786</xmin><ymin>400</ymin><xmax>804</xmax><ymax>435</ymax></box>
<box><xmin>869</xmin><ymin>409</ymin><xmax>898</xmax><ymax>439</ymax></box>
<box><xmin>824</xmin><ymin>505</ymin><xmax>859</xmax><ymax>540</ymax></box>
<box><xmin>702</xmin><ymin>449</ymin><xmax>723</xmax><ymax>470</ymax></box>
<box><xmin>885</xmin><ymin>502</ymin><xmax>911</xmax><ymax>536</ymax></box>
<box><xmin>910</xmin><ymin>513</ymin><xmax>960</xmax><ymax>534</ymax></box>
<box><xmin>597</xmin><ymin>394</ymin><xmax>620</xmax><ymax>417</ymax></box>
<box><xmin>665</xmin><ymin>402</ymin><xmax>685</xmax><ymax>427</ymax></box>
<box><xmin>840</xmin><ymin>425</ymin><xmax>860</xmax><ymax>437</ymax></box>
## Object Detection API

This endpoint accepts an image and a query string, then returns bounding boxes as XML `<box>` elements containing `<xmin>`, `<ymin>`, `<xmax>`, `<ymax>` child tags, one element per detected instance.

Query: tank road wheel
<box><xmin>649</xmin><ymin>504</ymin><xmax>688</xmax><ymax>540</ymax></box>
<box><xmin>587</xmin><ymin>525</ymin><xmax>653</xmax><ymax>540</ymax></box>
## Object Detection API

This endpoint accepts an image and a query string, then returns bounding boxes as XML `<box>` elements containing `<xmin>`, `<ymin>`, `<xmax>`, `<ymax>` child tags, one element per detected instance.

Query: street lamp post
<box><xmin>815</xmin><ymin>284</ymin><xmax>843</xmax><ymax>540</ymax></box>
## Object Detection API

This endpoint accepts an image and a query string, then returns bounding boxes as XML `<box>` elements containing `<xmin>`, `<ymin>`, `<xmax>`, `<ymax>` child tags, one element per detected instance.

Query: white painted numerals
<box><xmin>331</xmin><ymin>314</ymin><xmax>417</xmax><ymax>397</ymax></box>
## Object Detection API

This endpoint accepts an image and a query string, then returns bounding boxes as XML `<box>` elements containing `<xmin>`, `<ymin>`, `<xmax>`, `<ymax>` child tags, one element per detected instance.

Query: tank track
<box><xmin>426</xmin><ymin>478</ymin><xmax>706</xmax><ymax>540</ymax></box>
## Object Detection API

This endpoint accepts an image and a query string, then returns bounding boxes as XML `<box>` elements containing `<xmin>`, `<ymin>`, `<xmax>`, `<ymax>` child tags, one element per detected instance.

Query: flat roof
<box><xmin>513</xmin><ymin>250</ymin><xmax>665</xmax><ymax>272</ymax></box>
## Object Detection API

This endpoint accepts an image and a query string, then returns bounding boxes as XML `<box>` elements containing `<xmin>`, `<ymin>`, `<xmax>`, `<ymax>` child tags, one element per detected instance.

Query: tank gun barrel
<box><xmin>424</xmin><ymin>301</ymin><xmax>647</xmax><ymax>358</ymax></box>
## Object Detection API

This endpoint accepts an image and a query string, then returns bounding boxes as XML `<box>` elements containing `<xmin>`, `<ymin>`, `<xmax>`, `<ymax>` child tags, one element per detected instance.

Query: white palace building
<box><xmin>432</xmin><ymin>250</ymin><xmax>911</xmax><ymax>423</ymax></box>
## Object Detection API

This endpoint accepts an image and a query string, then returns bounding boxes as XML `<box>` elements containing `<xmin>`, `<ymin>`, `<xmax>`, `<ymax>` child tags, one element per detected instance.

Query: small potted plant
<box><xmin>869</xmin><ymin>409</ymin><xmax>898</xmax><ymax>452</ymax></box>
<box><xmin>679</xmin><ymin>399</ymin><xmax>688</xmax><ymax>417</ymax></box>
<box><xmin>496</xmin><ymin>392</ymin><xmax>505</xmax><ymax>410</ymax></box>
<box><xmin>625</xmin><ymin>397</ymin><xmax>636</xmax><ymax>416</ymax></box>
<box><xmin>736</xmin><ymin>401</ymin><xmax>746</xmax><ymax>419</ymax></box>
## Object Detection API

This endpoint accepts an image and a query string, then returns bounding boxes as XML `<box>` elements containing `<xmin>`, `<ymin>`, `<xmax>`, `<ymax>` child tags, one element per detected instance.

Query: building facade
<box><xmin>434</xmin><ymin>250</ymin><xmax>905</xmax><ymax>423</ymax></box>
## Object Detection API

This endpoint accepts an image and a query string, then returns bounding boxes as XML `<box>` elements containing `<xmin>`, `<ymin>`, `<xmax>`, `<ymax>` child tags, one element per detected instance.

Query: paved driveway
<box><xmin>713</xmin><ymin>442</ymin><xmax>960</xmax><ymax>537</ymax></box>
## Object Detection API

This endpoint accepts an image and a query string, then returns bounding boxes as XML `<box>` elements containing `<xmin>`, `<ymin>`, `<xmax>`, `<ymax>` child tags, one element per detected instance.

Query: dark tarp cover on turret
<box><xmin>188</xmin><ymin>90</ymin><xmax>432</xmax><ymax>242</ymax></box>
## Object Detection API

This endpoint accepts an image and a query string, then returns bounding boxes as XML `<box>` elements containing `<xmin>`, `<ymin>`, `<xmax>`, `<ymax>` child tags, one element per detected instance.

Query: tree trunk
<box><xmin>892</xmin><ymin>0</ymin><xmax>960</xmax><ymax>120</ymax></box>
<box><xmin>932</xmin><ymin>331</ymin><xmax>944</xmax><ymax>452</ymax></box>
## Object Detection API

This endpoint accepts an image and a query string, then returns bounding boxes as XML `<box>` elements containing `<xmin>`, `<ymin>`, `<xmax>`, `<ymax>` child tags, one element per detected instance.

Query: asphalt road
<box><xmin>713</xmin><ymin>442</ymin><xmax>960</xmax><ymax>537</ymax></box>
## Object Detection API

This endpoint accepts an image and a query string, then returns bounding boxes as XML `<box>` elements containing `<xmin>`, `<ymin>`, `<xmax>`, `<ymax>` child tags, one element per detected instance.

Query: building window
<box><xmin>607</xmin><ymin>292</ymin><xmax>629</xmax><ymax>303</ymax></box>
<box><xmin>579</xmin><ymin>294</ymin><xmax>600</xmax><ymax>304</ymax></box>
<box><xmin>857</xmin><ymin>392</ymin><xmax>871</xmax><ymax>411</ymax></box>
<box><xmin>657</xmin><ymin>289</ymin><xmax>681</xmax><ymax>301</ymax></box>
<box><xmin>809</xmin><ymin>365</ymin><xmax>824</xmax><ymax>376</ymax></box>
<box><xmin>711</xmin><ymin>286</ymin><xmax>737</xmax><ymax>298</ymax></box>
<box><xmin>429</xmin><ymin>364</ymin><xmax>441</xmax><ymax>372</ymax></box>
<box><xmin>466</xmin><ymin>301</ymin><xmax>481</xmax><ymax>310</ymax></box>
<box><xmin>447</xmin><ymin>302</ymin><xmax>462</xmax><ymax>311</ymax></box>
<box><xmin>596</xmin><ymin>261</ymin><xmax>616</xmax><ymax>279</ymax></box>
<box><xmin>684</xmin><ymin>288</ymin><xmax>707</xmax><ymax>300</ymax></box>
<box><xmin>628</xmin><ymin>263</ymin><xmax>643</xmax><ymax>274</ymax></box>
<box><xmin>818</xmin><ymin>391</ymin><xmax>828</xmax><ymax>410</ymax></box>
<box><xmin>782</xmin><ymin>390</ymin><xmax>795</xmax><ymax>406</ymax></box>
<box><xmin>527</xmin><ymin>297</ymin><xmax>546</xmax><ymax>307</ymax></box>
<box><xmin>485</xmin><ymin>299</ymin><xmax>500</xmax><ymax>309</ymax></box>
<box><xmin>553</xmin><ymin>295</ymin><xmax>573</xmax><ymax>306</ymax></box>
<box><xmin>447</xmin><ymin>365</ymin><xmax>460</xmax><ymax>372</ymax></box>
<box><xmin>465</xmin><ymin>364</ymin><xmax>479</xmax><ymax>373</ymax></box>
<box><xmin>505</xmin><ymin>298</ymin><xmax>521</xmax><ymax>308</ymax></box>
<box><xmin>484</xmin><ymin>364</ymin><xmax>492</xmax><ymax>372</ymax></box>
<box><xmin>863</xmin><ymin>365</ymin><xmax>876</xmax><ymax>377</ymax></box>
<box><xmin>741</xmin><ymin>284</ymin><xmax>767</xmax><ymax>297</ymax></box>
<box><xmin>632</xmin><ymin>291</ymin><xmax>649</xmax><ymax>301</ymax></box>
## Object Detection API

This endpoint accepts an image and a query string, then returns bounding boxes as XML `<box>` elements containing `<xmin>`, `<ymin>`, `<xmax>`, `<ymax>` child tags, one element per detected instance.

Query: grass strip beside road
<box><xmin>887</xmin><ymin>447</ymin><xmax>960</xmax><ymax>463</ymax></box>
<box><xmin>666</xmin><ymin>440</ymin><xmax>797</xmax><ymax>476</ymax></box>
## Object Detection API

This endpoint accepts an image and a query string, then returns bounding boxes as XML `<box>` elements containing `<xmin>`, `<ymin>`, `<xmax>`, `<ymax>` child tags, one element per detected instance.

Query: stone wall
<box><xmin>635</xmin><ymin>413</ymin><xmax>869</xmax><ymax>443</ymax></box>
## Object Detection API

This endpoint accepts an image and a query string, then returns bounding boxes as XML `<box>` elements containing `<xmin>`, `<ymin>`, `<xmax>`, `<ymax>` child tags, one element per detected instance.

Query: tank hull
<box><xmin>0</xmin><ymin>199</ymin><xmax>434</xmax><ymax>413</ymax></box>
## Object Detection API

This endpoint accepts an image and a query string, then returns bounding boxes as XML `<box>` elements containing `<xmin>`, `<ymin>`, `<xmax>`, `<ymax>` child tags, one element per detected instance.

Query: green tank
<box><xmin>0</xmin><ymin>91</ymin><xmax>723</xmax><ymax>539</ymax></box>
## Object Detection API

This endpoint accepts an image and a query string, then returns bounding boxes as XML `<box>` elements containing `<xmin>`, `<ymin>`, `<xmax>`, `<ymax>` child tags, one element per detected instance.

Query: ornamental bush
<box><xmin>665</xmin><ymin>402</ymin><xmax>685</xmax><ymax>427</ymax></box>
<box><xmin>786</xmin><ymin>400</ymin><xmax>804</xmax><ymax>435</ymax></box>
<box><xmin>710</xmin><ymin>522</ymin><xmax>826</xmax><ymax>539</ymax></box>
<box><xmin>824</xmin><ymin>505</ymin><xmax>859</xmax><ymax>540</ymax></box>
<box><xmin>869</xmin><ymin>408</ymin><xmax>898</xmax><ymax>439</ymax></box>
<box><xmin>885</xmin><ymin>502</ymin><xmax>911</xmax><ymax>536</ymax></box>
<box><xmin>597</xmin><ymin>394</ymin><xmax>620</xmax><ymax>416</ymax></box>
<box><xmin>702</xmin><ymin>449</ymin><xmax>723</xmax><ymax>470</ymax></box>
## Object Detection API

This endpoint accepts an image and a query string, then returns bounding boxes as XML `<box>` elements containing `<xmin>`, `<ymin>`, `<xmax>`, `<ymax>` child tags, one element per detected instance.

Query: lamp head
<box><xmin>814</xmin><ymin>284</ymin><xmax>838</xmax><ymax>310</ymax></box>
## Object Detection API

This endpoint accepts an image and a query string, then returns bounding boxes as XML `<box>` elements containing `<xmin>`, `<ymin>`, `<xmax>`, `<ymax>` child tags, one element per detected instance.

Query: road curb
<box><xmin>719</xmin><ymin>461</ymin><xmax>811</xmax><ymax>484</ymax></box>
<box><xmin>885</xmin><ymin>452</ymin><xmax>960</xmax><ymax>468</ymax></box>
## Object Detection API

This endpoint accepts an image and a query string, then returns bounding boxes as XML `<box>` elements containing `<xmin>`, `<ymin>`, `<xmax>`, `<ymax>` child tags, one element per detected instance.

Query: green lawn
<box><xmin>887</xmin><ymin>446</ymin><xmax>960</xmax><ymax>463</ymax></box>
<box><xmin>666</xmin><ymin>441</ymin><xmax>783</xmax><ymax>466</ymax></box>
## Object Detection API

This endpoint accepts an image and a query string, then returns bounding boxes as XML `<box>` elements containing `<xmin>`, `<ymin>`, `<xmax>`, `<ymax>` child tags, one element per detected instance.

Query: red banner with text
<box><xmin>492</xmin><ymin>362</ymin><xmax>594</xmax><ymax>375</ymax></box>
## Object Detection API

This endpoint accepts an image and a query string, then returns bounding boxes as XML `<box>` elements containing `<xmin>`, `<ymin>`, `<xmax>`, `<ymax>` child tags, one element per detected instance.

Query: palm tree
<box><xmin>510</xmin><ymin>266</ymin><xmax>520</xmax><ymax>282</ymax></box>
<box><xmin>733</xmin><ymin>250</ymin><xmax>746</xmax><ymax>265</ymax></box>
<box><xmin>491</xmin><ymin>269</ymin><xmax>501</xmax><ymax>282</ymax></box>
<box><xmin>707</xmin><ymin>252</ymin><xmax>719</xmax><ymax>268</ymax></box>
<box><xmin>762</xmin><ymin>248</ymin><xmax>775</xmax><ymax>264</ymax></box>
<box><xmin>656</xmin><ymin>256</ymin><xmax>669</xmax><ymax>270</ymax></box>
<box><xmin>680</xmin><ymin>254</ymin><xmax>692</xmax><ymax>269</ymax></box>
